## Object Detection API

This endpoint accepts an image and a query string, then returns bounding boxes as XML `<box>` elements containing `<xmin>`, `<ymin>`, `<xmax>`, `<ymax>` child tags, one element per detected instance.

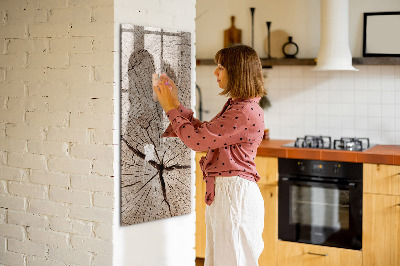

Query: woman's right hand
<box><xmin>160</xmin><ymin>74</ymin><xmax>180</xmax><ymax>108</ymax></box>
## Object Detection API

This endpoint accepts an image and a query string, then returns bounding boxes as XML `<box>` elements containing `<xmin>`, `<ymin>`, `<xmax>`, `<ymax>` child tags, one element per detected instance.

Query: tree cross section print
<box><xmin>120</xmin><ymin>24</ymin><xmax>192</xmax><ymax>225</ymax></box>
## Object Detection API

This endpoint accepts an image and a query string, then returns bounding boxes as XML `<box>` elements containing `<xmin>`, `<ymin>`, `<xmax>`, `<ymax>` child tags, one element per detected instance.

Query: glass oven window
<box><xmin>290</xmin><ymin>186</ymin><xmax>350</xmax><ymax>230</ymax></box>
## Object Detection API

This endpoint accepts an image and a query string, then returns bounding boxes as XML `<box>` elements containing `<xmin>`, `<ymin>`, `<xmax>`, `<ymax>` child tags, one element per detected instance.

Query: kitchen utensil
<box><xmin>224</xmin><ymin>16</ymin><xmax>242</xmax><ymax>48</ymax></box>
<box><xmin>266</xmin><ymin>21</ymin><xmax>272</xmax><ymax>58</ymax></box>
<box><xmin>250</xmin><ymin>7</ymin><xmax>255</xmax><ymax>48</ymax></box>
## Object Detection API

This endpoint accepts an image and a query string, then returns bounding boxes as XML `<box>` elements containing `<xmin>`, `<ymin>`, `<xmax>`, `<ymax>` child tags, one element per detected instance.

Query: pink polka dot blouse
<box><xmin>162</xmin><ymin>97</ymin><xmax>265</xmax><ymax>205</ymax></box>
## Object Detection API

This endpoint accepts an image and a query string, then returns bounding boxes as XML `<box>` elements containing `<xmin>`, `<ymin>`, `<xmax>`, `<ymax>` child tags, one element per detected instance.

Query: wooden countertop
<box><xmin>256</xmin><ymin>139</ymin><xmax>400</xmax><ymax>165</ymax></box>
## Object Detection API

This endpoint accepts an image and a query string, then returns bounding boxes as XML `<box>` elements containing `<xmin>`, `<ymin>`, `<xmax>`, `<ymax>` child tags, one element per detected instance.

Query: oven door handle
<box><xmin>280</xmin><ymin>177</ymin><xmax>356</xmax><ymax>189</ymax></box>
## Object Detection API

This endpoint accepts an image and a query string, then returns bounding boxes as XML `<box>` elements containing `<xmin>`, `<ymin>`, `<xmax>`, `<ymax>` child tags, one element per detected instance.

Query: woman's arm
<box><xmin>174</xmin><ymin>103</ymin><xmax>202</xmax><ymax>128</ymax></box>
<box><xmin>165</xmin><ymin>107</ymin><xmax>249</xmax><ymax>152</ymax></box>
<box><xmin>154</xmin><ymin>75</ymin><xmax>252</xmax><ymax>152</ymax></box>
<box><xmin>162</xmin><ymin>103</ymin><xmax>204</xmax><ymax>137</ymax></box>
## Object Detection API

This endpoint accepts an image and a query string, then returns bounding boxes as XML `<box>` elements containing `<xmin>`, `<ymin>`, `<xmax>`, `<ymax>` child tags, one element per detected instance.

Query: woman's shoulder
<box><xmin>233</xmin><ymin>97</ymin><xmax>262</xmax><ymax>110</ymax></box>
<box><xmin>226</xmin><ymin>98</ymin><xmax>262</xmax><ymax>122</ymax></box>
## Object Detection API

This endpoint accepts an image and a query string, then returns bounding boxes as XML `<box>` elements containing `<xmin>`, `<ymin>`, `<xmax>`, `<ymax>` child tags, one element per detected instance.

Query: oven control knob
<box><xmin>297</xmin><ymin>161</ymin><xmax>305</xmax><ymax>171</ymax></box>
<box><xmin>334</xmin><ymin>168</ymin><xmax>339</xmax><ymax>174</ymax></box>
<box><xmin>334</xmin><ymin>164</ymin><xmax>341</xmax><ymax>174</ymax></box>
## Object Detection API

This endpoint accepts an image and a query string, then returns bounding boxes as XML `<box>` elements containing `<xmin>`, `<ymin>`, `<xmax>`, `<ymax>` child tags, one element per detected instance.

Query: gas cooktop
<box><xmin>282</xmin><ymin>135</ymin><xmax>375</xmax><ymax>151</ymax></box>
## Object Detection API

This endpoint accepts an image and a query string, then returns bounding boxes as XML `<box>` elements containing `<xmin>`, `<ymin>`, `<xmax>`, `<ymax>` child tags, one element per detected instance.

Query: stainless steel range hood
<box><xmin>314</xmin><ymin>0</ymin><xmax>358</xmax><ymax>71</ymax></box>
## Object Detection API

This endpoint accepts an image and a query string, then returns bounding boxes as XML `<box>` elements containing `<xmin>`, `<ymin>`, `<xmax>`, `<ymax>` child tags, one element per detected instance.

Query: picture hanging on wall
<box><xmin>120</xmin><ymin>24</ymin><xmax>192</xmax><ymax>226</ymax></box>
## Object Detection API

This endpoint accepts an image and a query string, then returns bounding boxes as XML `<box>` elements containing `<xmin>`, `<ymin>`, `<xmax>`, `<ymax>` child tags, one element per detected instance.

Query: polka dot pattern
<box><xmin>162</xmin><ymin>97</ymin><xmax>265</xmax><ymax>205</ymax></box>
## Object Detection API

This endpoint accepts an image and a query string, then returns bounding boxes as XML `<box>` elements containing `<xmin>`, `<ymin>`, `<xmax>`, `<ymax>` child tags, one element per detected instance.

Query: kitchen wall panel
<box><xmin>196</xmin><ymin>65</ymin><xmax>400</xmax><ymax>145</ymax></box>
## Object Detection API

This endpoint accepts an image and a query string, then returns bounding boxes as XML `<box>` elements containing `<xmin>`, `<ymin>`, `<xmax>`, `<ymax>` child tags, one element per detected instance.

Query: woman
<box><xmin>153</xmin><ymin>44</ymin><xmax>266</xmax><ymax>266</ymax></box>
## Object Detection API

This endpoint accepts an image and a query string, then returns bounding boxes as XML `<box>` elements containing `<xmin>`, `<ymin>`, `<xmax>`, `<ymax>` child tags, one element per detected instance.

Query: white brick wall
<box><xmin>0</xmin><ymin>0</ymin><xmax>114</xmax><ymax>265</ymax></box>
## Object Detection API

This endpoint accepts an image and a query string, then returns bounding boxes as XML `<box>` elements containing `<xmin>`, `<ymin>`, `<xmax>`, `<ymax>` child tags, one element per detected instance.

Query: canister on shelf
<box><xmin>264</xmin><ymin>129</ymin><xmax>269</xmax><ymax>140</ymax></box>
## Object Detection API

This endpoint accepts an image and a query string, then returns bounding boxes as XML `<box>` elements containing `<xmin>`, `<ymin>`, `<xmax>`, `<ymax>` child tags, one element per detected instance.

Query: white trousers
<box><xmin>205</xmin><ymin>176</ymin><xmax>264</xmax><ymax>266</ymax></box>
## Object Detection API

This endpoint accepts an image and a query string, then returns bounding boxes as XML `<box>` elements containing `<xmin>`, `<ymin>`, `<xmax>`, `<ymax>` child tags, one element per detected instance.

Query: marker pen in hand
<box><xmin>152</xmin><ymin>73</ymin><xmax>160</xmax><ymax>102</ymax></box>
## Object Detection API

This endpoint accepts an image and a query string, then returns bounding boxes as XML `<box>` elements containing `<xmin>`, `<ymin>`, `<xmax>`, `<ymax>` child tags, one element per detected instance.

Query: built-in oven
<box><xmin>278</xmin><ymin>158</ymin><xmax>363</xmax><ymax>250</ymax></box>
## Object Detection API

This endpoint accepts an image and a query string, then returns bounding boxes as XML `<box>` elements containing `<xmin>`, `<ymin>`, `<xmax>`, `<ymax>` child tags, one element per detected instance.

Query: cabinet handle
<box><xmin>307</xmin><ymin>252</ymin><xmax>328</xmax><ymax>256</ymax></box>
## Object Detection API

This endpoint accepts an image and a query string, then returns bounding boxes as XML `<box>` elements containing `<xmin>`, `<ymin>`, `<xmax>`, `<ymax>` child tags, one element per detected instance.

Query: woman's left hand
<box><xmin>153</xmin><ymin>78</ymin><xmax>175</xmax><ymax>113</ymax></box>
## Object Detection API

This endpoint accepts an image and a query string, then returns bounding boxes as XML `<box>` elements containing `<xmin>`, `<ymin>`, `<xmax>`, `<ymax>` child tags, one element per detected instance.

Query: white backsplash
<box><xmin>196</xmin><ymin>65</ymin><xmax>400</xmax><ymax>145</ymax></box>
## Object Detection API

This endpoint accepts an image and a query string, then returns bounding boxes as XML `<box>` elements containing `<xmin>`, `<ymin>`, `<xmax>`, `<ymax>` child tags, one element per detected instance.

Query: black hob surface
<box><xmin>283</xmin><ymin>135</ymin><xmax>373</xmax><ymax>151</ymax></box>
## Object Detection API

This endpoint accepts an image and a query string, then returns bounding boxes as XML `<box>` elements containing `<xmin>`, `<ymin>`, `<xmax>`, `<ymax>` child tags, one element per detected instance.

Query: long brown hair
<box><xmin>214</xmin><ymin>44</ymin><xmax>266</xmax><ymax>98</ymax></box>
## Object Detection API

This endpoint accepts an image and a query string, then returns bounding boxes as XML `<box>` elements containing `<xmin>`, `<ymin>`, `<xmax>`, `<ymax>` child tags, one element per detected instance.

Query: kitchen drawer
<box><xmin>276</xmin><ymin>241</ymin><xmax>362</xmax><ymax>266</ymax></box>
<box><xmin>255</xmin><ymin>156</ymin><xmax>278</xmax><ymax>186</ymax></box>
<box><xmin>364</xmin><ymin>164</ymin><xmax>400</xmax><ymax>196</ymax></box>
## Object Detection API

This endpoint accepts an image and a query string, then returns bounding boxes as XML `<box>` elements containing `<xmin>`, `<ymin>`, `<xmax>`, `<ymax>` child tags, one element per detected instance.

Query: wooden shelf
<box><xmin>196</xmin><ymin>57</ymin><xmax>400</xmax><ymax>67</ymax></box>
<box><xmin>195</xmin><ymin>58</ymin><xmax>315</xmax><ymax>67</ymax></box>
<box><xmin>260</xmin><ymin>58</ymin><xmax>316</xmax><ymax>67</ymax></box>
<box><xmin>352</xmin><ymin>57</ymin><xmax>400</xmax><ymax>65</ymax></box>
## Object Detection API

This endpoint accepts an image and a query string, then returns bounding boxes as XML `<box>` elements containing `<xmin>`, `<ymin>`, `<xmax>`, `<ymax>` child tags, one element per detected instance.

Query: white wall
<box><xmin>196</xmin><ymin>0</ymin><xmax>400</xmax><ymax>58</ymax></box>
<box><xmin>197</xmin><ymin>64</ymin><xmax>400</xmax><ymax>145</ymax></box>
<box><xmin>113</xmin><ymin>1</ymin><xmax>197</xmax><ymax>266</ymax></box>
<box><xmin>264</xmin><ymin>65</ymin><xmax>400</xmax><ymax>144</ymax></box>
<box><xmin>196</xmin><ymin>0</ymin><xmax>400</xmax><ymax>145</ymax></box>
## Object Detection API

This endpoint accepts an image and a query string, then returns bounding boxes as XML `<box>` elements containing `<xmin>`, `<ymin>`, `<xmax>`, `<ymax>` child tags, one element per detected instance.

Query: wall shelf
<box><xmin>352</xmin><ymin>57</ymin><xmax>400</xmax><ymax>65</ymax></box>
<box><xmin>196</xmin><ymin>57</ymin><xmax>400</xmax><ymax>67</ymax></box>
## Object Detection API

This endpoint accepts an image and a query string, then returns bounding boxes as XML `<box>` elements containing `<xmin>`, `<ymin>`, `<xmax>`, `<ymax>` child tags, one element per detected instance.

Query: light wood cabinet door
<box><xmin>255</xmin><ymin>156</ymin><xmax>278</xmax><ymax>186</ymax></box>
<box><xmin>364</xmin><ymin>164</ymin><xmax>400</xmax><ymax>196</ymax></box>
<box><xmin>276</xmin><ymin>241</ymin><xmax>362</xmax><ymax>266</ymax></box>
<box><xmin>363</xmin><ymin>193</ymin><xmax>400</xmax><ymax>266</ymax></box>
<box><xmin>195</xmin><ymin>152</ymin><xmax>207</xmax><ymax>258</ymax></box>
<box><xmin>259</xmin><ymin>185</ymin><xmax>278</xmax><ymax>266</ymax></box>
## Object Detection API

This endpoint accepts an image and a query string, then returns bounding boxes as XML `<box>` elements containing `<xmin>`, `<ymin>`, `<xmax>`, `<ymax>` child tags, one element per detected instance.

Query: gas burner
<box><xmin>295</xmin><ymin>135</ymin><xmax>332</xmax><ymax>149</ymax></box>
<box><xmin>333</xmin><ymin>137</ymin><xmax>370</xmax><ymax>151</ymax></box>
<box><xmin>283</xmin><ymin>136</ymin><xmax>372</xmax><ymax>151</ymax></box>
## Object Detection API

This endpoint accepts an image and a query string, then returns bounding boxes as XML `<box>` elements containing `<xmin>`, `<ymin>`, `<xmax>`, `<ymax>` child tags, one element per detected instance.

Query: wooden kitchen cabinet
<box><xmin>364</xmin><ymin>163</ymin><xmax>400</xmax><ymax>196</ymax></box>
<box><xmin>363</xmin><ymin>163</ymin><xmax>400</xmax><ymax>266</ymax></box>
<box><xmin>259</xmin><ymin>184</ymin><xmax>278</xmax><ymax>266</ymax></box>
<box><xmin>255</xmin><ymin>156</ymin><xmax>278</xmax><ymax>186</ymax></box>
<box><xmin>363</xmin><ymin>193</ymin><xmax>400</xmax><ymax>266</ymax></box>
<box><xmin>195</xmin><ymin>154</ymin><xmax>279</xmax><ymax>265</ymax></box>
<box><xmin>276</xmin><ymin>241</ymin><xmax>362</xmax><ymax>266</ymax></box>
<box><xmin>195</xmin><ymin>152</ymin><xmax>207</xmax><ymax>258</ymax></box>
<box><xmin>256</xmin><ymin>156</ymin><xmax>278</xmax><ymax>266</ymax></box>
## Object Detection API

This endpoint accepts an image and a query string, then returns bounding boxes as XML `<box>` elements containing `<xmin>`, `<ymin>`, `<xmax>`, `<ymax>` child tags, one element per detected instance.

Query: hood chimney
<box><xmin>314</xmin><ymin>0</ymin><xmax>358</xmax><ymax>71</ymax></box>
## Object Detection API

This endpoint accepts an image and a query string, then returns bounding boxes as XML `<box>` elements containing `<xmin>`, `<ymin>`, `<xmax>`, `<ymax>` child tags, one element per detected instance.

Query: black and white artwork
<box><xmin>120</xmin><ymin>24</ymin><xmax>192</xmax><ymax>226</ymax></box>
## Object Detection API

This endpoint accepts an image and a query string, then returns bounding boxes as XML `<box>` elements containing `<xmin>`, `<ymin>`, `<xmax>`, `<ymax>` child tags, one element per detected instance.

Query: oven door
<box><xmin>278</xmin><ymin>176</ymin><xmax>362</xmax><ymax>250</ymax></box>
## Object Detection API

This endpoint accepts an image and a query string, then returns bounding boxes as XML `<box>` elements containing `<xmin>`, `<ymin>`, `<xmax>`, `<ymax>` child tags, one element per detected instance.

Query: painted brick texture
<box><xmin>0</xmin><ymin>0</ymin><xmax>114</xmax><ymax>265</ymax></box>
